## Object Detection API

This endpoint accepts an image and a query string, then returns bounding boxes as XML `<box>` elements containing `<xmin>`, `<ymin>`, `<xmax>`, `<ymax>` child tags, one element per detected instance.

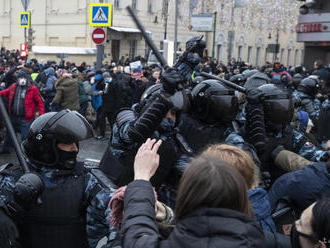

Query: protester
<box><xmin>50</xmin><ymin>72</ymin><xmax>80</xmax><ymax>111</ymax></box>
<box><xmin>291</xmin><ymin>198</ymin><xmax>330</xmax><ymax>248</ymax></box>
<box><xmin>0</xmin><ymin>70</ymin><xmax>44</xmax><ymax>154</ymax></box>
<box><xmin>120</xmin><ymin>139</ymin><xmax>265</xmax><ymax>248</ymax></box>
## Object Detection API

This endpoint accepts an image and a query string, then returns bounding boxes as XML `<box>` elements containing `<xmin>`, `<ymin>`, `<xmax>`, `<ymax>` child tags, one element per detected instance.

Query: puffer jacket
<box><xmin>51</xmin><ymin>76</ymin><xmax>79</xmax><ymax>111</ymax></box>
<box><xmin>0</xmin><ymin>83</ymin><xmax>45</xmax><ymax>122</ymax></box>
<box><xmin>122</xmin><ymin>180</ymin><xmax>265</xmax><ymax>248</ymax></box>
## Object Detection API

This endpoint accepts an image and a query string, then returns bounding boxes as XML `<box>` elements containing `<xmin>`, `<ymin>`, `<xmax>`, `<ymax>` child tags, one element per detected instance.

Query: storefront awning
<box><xmin>32</xmin><ymin>46</ymin><xmax>96</xmax><ymax>55</ymax></box>
<box><xmin>109</xmin><ymin>26</ymin><xmax>151</xmax><ymax>34</ymax></box>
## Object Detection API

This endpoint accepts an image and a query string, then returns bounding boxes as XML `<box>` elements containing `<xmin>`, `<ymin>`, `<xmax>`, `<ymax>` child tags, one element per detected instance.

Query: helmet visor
<box><xmin>264</xmin><ymin>99</ymin><xmax>294</xmax><ymax>124</ymax></box>
<box><xmin>46</xmin><ymin>111</ymin><xmax>94</xmax><ymax>143</ymax></box>
<box><xmin>210</xmin><ymin>95</ymin><xmax>239</xmax><ymax>123</ymax></box>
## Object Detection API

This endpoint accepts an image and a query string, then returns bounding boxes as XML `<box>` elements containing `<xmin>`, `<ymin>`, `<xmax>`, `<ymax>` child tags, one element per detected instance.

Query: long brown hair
<box><xmin>175</xmin><ymin>155</ymin><xmax>253</xmax><ymax>221</ymax></box>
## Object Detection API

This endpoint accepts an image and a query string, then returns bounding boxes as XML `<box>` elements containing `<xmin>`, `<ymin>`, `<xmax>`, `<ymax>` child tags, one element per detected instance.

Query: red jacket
<box><xmin>0</xmin><ymin>83</ymin><xmax>45</xmax><ymax>123</ymax></box>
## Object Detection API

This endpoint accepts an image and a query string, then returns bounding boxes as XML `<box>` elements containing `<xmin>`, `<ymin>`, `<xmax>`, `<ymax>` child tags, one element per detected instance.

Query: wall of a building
<box><xmin>0</xmin><ymin>0</ymin><xmax>303</xmax><ymax>66</ymax></box>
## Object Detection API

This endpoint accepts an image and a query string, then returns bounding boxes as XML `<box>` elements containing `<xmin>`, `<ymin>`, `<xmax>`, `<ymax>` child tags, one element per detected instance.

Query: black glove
<box><xmin>160</xmin><ymin>67</ymin><xmax>184</xmax><ymax>95</ymax></box>
<box><xmin>0</xmin><ymin>209</ymin><xmax>19</xmax><ymax>248</ymax></box>
<box><xmin>14</xmin><ymin>173</ymin><xmax>44</xmax><ymax>211</ymax></box>
<box><xmin>246</xmin><ymin>88</ymin><xmax>264</xmax><ymax>105</ymax></box>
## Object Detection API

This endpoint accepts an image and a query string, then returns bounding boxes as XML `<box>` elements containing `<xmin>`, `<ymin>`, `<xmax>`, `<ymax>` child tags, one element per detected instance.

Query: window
<box><xmin>287</xmin><ymin>49</ymin><xmax>292</xmax><ymax>66</ymax></box>
<box><xmin>301</xmin><ymin>49</ymin><xmax>304</xmax><ymax>64</ymax></box>
<box><xmin>132</xmin><ymin>0</ymin><xmax>137</xmax><ymax>9</ymax></box>
<box><xmin>114</xmin><ymin>0</ymin><xmax>120</xmax><ymax>9</ymax></box>
<box><xmin>280</xmin><ymin>48</ymin><xmax>285</xmax><ymax>63</ymax></box>
<box><xmin>256</xmin><ymin>47</ymin><xmax>261</xmax><ymax>66</ymax></box>
<box><xmin>294</xmin><ymin>49</ymin><xmax>299</xmax><ymax>65</ymax></box>
<box><xmin>148</xmin><ymin>0</ymin><xmax>153</xmax><ymax>13</ymax></box>
<box><xmin>129</xmin><ymin>40</ymin><xmax>137</xmax><ymax>59</ymax></box>
<box><xmin>247</xmin><ymin>46</ymin><xmax>252</xmax><ymax>63</ymax></box>
<box><xmin>238</xmin><ymin>46</ymin><xmax>243</xmax><ymax>60</ymax></box>
<box><xmin>217</xmin><ymin>45</ymin><xmax>222</xmax><ymax>62</ymax></box>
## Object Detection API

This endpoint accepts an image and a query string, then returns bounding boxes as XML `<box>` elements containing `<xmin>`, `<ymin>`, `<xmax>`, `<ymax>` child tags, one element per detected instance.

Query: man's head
<box><xmin>291</xmin><ymin>199</ymin><xmax>330</xmax><ymax>248</ymax></box>
<box><xmin>17</xmin><ymin>70</ymin><xmax>31</xmax><ymax>86</ymax></box>
<box><xmin>23</xmin><ymin>110</ymin><xmax>93</xmax><ymax>170</ymax></box>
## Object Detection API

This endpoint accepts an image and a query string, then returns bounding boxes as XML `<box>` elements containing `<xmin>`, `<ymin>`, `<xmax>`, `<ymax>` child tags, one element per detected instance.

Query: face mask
<box><xmin>18</xmin><ymin>78</ymin><xmax>27</xmax><ymax>86</ymax></box>
<box><xmin>290</xmin><ymin>223</ymin><xmax>302</xmax><ymax>248</ymax></box>
<box><xmin>291</xmin><ymin>222</ymin><xmax>319</xmax><ymax>248</ymax></box>
<box><xmin>57</xmin><ymin>149</ymin><xmax>78</xmax><ymax>170</ymax></box>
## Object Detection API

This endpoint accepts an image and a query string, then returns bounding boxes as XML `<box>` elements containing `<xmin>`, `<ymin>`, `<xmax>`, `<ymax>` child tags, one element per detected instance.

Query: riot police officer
<box><xmin>245</xmin><ymin>84</ymin><xmax>328</xmax><ymax>179</ymax></box>
<box><xmin>174</xmin><ymin>36</ymin><xmax>206</xmax><ymax>83</ymax></box>
<box><xmin>0</xmin><ymin>110</ymin><xmax>116</xmax><ymax>248</ymax></box>
<box><xmin>100</xmin><ymin>68</ymin><xmax>191</xmax><ymax>207</ymax></box>
<box><xmin>292</xmin><ymin>76</ymin><xmax>321</xmax><ymax>122</ymax></box>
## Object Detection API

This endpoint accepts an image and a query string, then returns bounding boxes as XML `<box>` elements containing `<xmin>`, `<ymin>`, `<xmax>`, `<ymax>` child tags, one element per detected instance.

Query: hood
<box><xmin>55</xmin><ymin>77</ymin><xmax>76</xmax><ymax>88</ymax></box>
<box><xmin>167</xmin><ymin>208</ymin><xmax>264</xmax><ymax>248</ymax></box>
<box><xmin>44</xmin><ymin>67</ymin><xmax>55</xmax><ymax>77</ymax></box>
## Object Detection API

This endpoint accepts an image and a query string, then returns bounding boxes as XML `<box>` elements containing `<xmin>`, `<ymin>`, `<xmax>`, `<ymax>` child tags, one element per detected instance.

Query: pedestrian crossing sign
<box><xmin>19</xmin><ymin>12</ymin><xmax>30</xmax><ymax>28</ymax></box>
<box><xmin>89</xmin><ymin>3</ymin><xmax>112</xmax><ymax>27</ymax></box>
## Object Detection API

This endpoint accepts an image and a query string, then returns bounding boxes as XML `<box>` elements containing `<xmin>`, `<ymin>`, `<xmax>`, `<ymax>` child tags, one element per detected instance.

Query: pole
<box><xmin>127</xmin><ymin>6</ymin><xmax>168</xmax><ymax>68</ymax></box>
<box><xmin>0</xmin><ymin>97</ymin><xmax>30</xmax><ymax>173</ymax></box>
<box><xmin>200</xmin><ymin>72</ymin><xmax>246</xmax><ymax>93</ymax></box>
<box><xmin>24</xmin><ymin>5</ymin><xmax>27</xmax><ymax>44</ymax></box>
<box><xmin>163</xmin><ymin>0</ymin><xmax>169</xmax><ymax>40</ymax></box>
<box><xmin>227</xmin><ymin>2</ymin><xmax>235</xmax><ymax>63</ymax></box>
<box><xmin>96</xmin><ymin>0</ymin><xmax>105</xmax><ymax>70</ymax></box>
<box><xmin>212</xmin><ymin>11</ymin><xmax>217</xmax><ymax>58</ymax></box>
<box><xmin>174</xmin><ymin>0</ymin><xmax>178</xmax><ymax>63</ymax></box>
<box><xmin>274</xmin><ymin>28</ymin><xmax>279</xmax><ymax>63</ymax></box>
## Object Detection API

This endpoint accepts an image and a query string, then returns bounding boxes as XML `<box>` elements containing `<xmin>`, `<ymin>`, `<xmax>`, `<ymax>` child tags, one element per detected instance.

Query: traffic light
<box><xmin>27</xmin><ymin>28</ymin><xmax>35</xmax><ymax>51</ymax></box>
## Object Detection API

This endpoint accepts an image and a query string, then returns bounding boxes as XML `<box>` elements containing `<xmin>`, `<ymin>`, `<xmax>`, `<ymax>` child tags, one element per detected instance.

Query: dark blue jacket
<box><xmin>248</xmin><ymin>188</ymin><xmax>276</xmax><ymax>233</ymax></box>
<box><xmin>268</xmin><ymin>162</ymin><xmax>330</xmax><ymax>211</ymax></box>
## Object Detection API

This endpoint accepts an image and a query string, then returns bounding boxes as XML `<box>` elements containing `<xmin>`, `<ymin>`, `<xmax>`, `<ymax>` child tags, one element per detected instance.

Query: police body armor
<box><xmin>17</xmin><ymin>163</ymin><xmax>88</xmax><ymax>248</ymax></box>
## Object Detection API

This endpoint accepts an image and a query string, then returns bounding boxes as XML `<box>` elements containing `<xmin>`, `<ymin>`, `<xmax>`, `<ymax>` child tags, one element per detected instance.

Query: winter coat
<box><xmin>78</xmin><ymin>81</ymin><xmax>89</xmax><ymax>104</ymax></box>
<box><xmin>42</xmin><ymin>67</ymin><xmax>57</xmax><ymax>97</ymax></box>
<box><xmin>248</xmin><ymin>188</ymin><xmax>276</xmax><ymax>233</ymax></box>
<box><xmin>91</xmin><ymin>83</ymin><xmax>102</xmax><ymax>111</ymax></box>
<box><xmin>2</xmin><ymin>66</ymin><xmax>17</xmax><ymax>88</ymax></box>
<box><xmin>0</xmin><ymin>83</ymin><xmax>45</xmax><ymax>122</ymax></box>
<box><xmin>122</xmin><ymin>180</ymin><xmax>265</xmax><ymax>248</ymax></box>
<box><xmin>51</xmin><ymin>76</ymin><xmax>80</xmax><ymax>111</ymax></box>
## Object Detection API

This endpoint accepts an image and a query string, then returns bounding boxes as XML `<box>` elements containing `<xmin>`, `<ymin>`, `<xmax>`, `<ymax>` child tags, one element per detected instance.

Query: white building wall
<box><xmin>0</xmin><ymin>0</ymin><xmax>303</xmax><ymax>66</ymax></box>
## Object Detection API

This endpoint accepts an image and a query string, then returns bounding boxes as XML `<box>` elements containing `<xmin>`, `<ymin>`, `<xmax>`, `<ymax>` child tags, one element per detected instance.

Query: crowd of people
<box><xmin>0</xmin><ymin>35</ymin><xmax>329</xmax><ymax>248</ymax></box>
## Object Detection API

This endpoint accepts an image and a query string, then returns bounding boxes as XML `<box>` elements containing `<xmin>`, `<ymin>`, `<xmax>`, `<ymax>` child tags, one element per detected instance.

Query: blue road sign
<box><xmin>19</xmin><ymin>12</ymin><xmax>30</xmax><ymax>28</ymax></box>
<box><xmin>89</xmin><ymin>3</ymin><xmax>112</xmax><ymax>27</ymax></box>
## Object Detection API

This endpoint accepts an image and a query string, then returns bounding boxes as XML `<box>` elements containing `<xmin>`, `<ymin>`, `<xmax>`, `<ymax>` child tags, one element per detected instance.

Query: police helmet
<box><xmin>258</xmin><ymin>84</ymin><xmax>294</xmax><ymax>125</ymax></box>
<box><xmin>230</xmin><ymin>74</ymin><xmax>245</xmax><ymax>86</ymax></box>
<box><xmin>22</xmin><ymin>110</ymin><xmax>93</xmax><ymax>167</ymax></box>
<box><xmin>292</xmin><ymin>73</ymin><xmax>304</xmax><ymax>89</ymax></box>
<box><xmin>186</xmin><ymin>36</ymin><xmax>206</xmax><ymax>57</ymax></box>
<box><xmin>140</xmin><ymin>83</ymin><xmax>162</xmax><ymax>103</ymax></box>
<box><xmin>191</xmin><ymin>80</ymin><xmax>239</xmax><ymax>124</ymax></box>
<box><xmin>244</xmin><ymin>72</ymin><xmax>270</xmax><ymax>90</ymax></box>
<box><xmin>297</xmin><ymin>77</ymin><xmax>320</xmax><ymax>97</ymax></box>
<box><xmin>192</xmin><ymin>76</ymin><xmax>205</xmax><ymax>87</ymax></box>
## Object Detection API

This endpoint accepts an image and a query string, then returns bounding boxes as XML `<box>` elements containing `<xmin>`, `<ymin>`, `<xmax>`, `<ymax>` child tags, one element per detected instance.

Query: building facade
<box><xmin>297</xmin><ymin>0</ymin><xmax>330</xmax><ymax>69</ymax></box>
<box><xmin>0</xmin><ymin>0</ymin><xmax>303</xmax><ymax>66</ymax></box>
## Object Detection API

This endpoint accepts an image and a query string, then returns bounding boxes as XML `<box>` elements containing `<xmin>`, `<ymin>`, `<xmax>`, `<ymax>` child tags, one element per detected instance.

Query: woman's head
<box><xmin>202</xmin><ymin>144</ymin><xmax>256</xmax><ymax>189</ymax></box>
<box><xmin>292</xmin><ymin>198</ymin><xmax>330</xmax><ymax>248</ymax></box>
<box><xmin>175</xmin><ymin>155</ymin><xmax>252</xmax><ymax>220</ymax></box>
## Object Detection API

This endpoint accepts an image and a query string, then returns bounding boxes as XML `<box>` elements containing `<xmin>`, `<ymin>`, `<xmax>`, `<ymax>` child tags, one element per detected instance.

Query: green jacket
<box><xmin>78</xmin><ymin>81</ymin><xmax>89</xmax><ymax>104</ymax></box>
<box><xmin>52</xmin><ymin>76</ymin><xmax>80</xmax><ymax>111</ymax></box>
